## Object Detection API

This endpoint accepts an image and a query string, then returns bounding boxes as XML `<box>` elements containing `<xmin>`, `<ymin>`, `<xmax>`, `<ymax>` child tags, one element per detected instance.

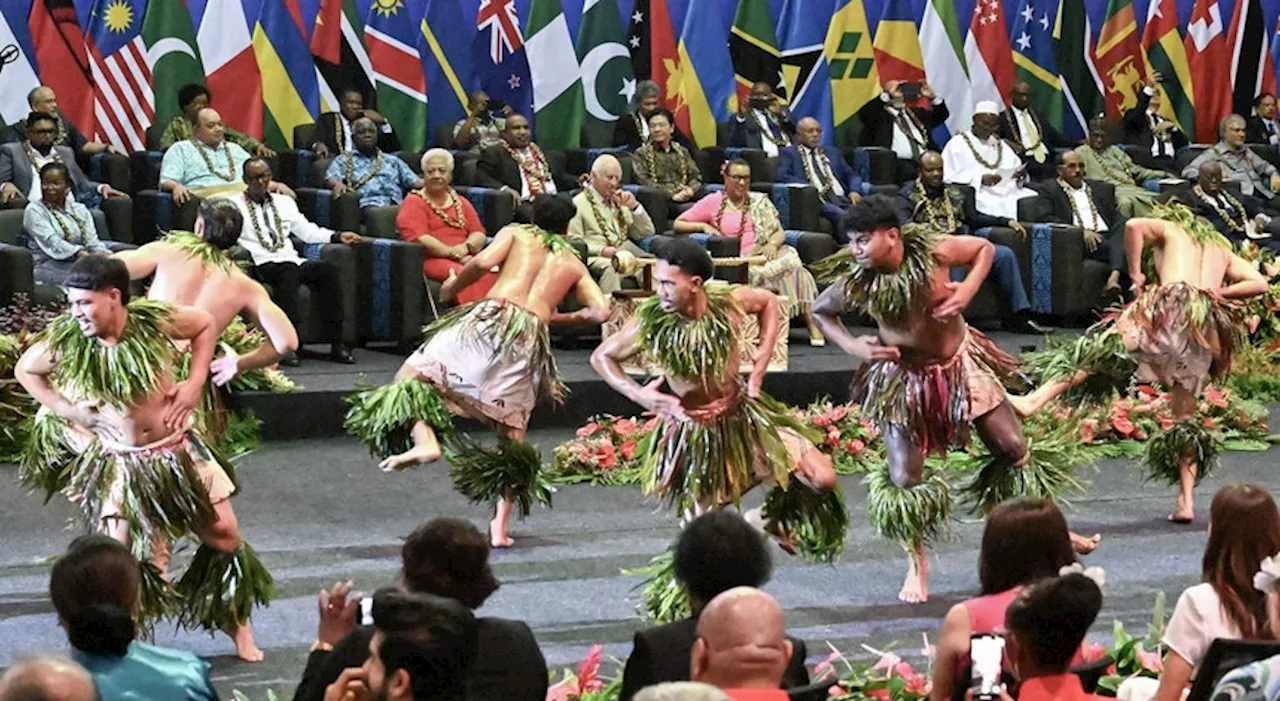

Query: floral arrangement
<box><xmin>1094</xmin><ymin>592</ymin><xmax>1168</xmax><ymax>696</ymax></box>
<box><xmin>793</xmin><ymin>399</ymin><xmax>881</xmax><ymax>475</ymax></box>
<box><xmin>549</xmin><ymin>414</ymin><xmax>658</xmax><ymax>485</ymax></box>
<box><xmin>815</xmin><ymin>638</ymin><xmax>935</xmax><ymax>701</ymax></box>
<box><xmin>547</xmin><ymin>645</ymin><xmax>622</xmax><ymax>701</ymax></box>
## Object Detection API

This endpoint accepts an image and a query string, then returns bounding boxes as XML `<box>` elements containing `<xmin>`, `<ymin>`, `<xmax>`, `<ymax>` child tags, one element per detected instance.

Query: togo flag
<box><xmin>527</xmin><ymin>0</ymin><xmax>583</xmax><ymax>148</ymax></box>
<box><xmin>575</xmin><ymin>0</ymin><xmax>636</xmax><ymax>143</ymax></box>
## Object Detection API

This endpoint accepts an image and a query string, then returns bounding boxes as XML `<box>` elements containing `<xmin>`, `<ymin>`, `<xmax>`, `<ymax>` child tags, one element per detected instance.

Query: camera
<box><xmin>970</xmin><ymin>634</ymin><xmax>1006</xmax><ymax>701</ymax></box>
<box><xmin>900</xmin><ymin>81</ymin><xmax>923</xmax><ymax>101</ymax></box>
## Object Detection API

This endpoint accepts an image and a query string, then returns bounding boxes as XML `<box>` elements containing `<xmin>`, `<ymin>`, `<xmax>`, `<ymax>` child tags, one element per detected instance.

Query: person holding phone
<box><xmin>857</xmin><ymin>79</ymin><xmax>949</xmax><ymax>175</ymax></box>
<box><xmin>455</xmin><ymin>91</ymin><xmax>512</xmax><ymax>153</ymax></box>
<box><xmin>310</xmin><ymin>88</ymin><xmax>400</xmax><ymax>160</ymax></box>
<box><xmin>729</xmin><ymin>81</ymin><xmax>795</xmax><ymax>157</ymax></box>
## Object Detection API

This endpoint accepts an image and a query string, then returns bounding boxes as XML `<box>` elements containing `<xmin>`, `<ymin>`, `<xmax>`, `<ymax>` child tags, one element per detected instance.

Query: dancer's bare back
<box><xmin>1126</xmin><ymin>218</ymin><xmax>1234</xmax><ymax>290</ymax></box>
<box><xmin>115</xmin><ymin>243</ymin><xmax>284</xmax><ymax>332</ymax></box>
<box><xmin>456</xmin><ymin>224</ymin><xmax>608</xmax><ymax>322</ymax></box>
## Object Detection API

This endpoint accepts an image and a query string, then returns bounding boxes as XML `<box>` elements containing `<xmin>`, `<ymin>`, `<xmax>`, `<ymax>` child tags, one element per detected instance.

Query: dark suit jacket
<box><xmin>777</xmin><ymin>145</ymin><xmax>862</xmax><ymax>196</ymax></box>
<box><xmin>1192</xmin><ymin>187</ymin><xmax>1264</xmax><ymax>235</ymax></box>
<box><xmin>0</xmin><ymin>143</ymin><xmax>103</xmax><ymax>204</ymax></box>
<box><xmin>1247</xmin><ymin>115</ymin><xmax>1280</xmax><ymax>146</ymax></box>
<box><xmin>1040</xmin><ymin>178</ymin><xmax>1121</xmax><ymax>230</ymax></box>
<box><xmin>618</xmin><ymin>618</ymin><xmax>810</xmax><ymax>701</ymax></box>
<box><xmin>613</xmin><ymin>109</ymin><xmax>692</xmax><ymax>150</ymax></box>
<box><xmin>856</xmin><ymin>98</ymin><xmax>948</xmax><ymax>153</ymax></box>
<box><xmin>311</xmin><ymin>112</ymin><xmax>401</xmax><ymax>156</ymax></box>
<box><xmin>895</xmin><ymin>181</ymin><xmax>1006</xmax><ymax>234</ymax></box>
<box><xmin>293</xmin><ymin>617</ymin><xmax>547</xmax><ymax>701</ymax></box>
<box><xmin>475</xmin><ymin>145</ymin><xmax>573</xmax><ymax>194</ymax></box>
<box><xmin>997</xmin><ymin>108</ymin><xmax>1067</xmax><ymax>155</ymax></box>
<box><xmin>729</xmin><ymin>109</ymin><xmax>797</xmax><ymax>149</ymax></box>
<box><xmin>1121</xmin><ymin>91</ymin><xmax>1189</xmax><ymax>153</ymax></box>
<box><xmin>0</xmin><ymin>123</ymin><xmax>17</xmax><ymax>145</ymax></box>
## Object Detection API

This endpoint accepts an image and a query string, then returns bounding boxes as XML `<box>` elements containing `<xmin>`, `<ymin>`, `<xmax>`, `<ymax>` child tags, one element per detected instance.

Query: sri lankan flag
<box><xmin>729</xmin><ymin>0</ymin><xmax>782</xmax><ymax>110</ymax></box>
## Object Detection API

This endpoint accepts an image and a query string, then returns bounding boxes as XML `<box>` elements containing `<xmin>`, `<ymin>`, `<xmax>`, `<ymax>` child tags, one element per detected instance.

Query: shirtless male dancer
<box><xmin>114</xmin><ymin>198</ymin><xmax>297</xmax><ymax>386</ymax></box>
<box><xmin>591</xmin><ymin>239</ymin><xmax>840</xmax><ymax>555</ymax></box>
<box><xmin>16</xmin><ymin>256</ymin><xmax>271</xmax><ymax>661</ymax></box>
<box><xmin>346</xmin><ymin>194</ymin><xmax>609</xmax><ymax>547</ymax></box>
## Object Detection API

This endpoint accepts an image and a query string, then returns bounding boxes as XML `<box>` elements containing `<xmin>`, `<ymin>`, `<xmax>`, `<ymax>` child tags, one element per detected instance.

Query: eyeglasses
<box><xmin>725</xmin><ymin>173</ymin><xmax>750</xmax><ymax>182</ymax></box>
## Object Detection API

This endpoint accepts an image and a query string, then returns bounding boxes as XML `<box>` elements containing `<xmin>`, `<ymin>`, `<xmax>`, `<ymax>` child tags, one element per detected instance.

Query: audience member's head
<box><xmin>634</xmin><ymin>682</ymin><xmax>733</xmax><ymax>701</ymax></box>
<box><xmin>503</xmin><ymin>114</ymin><xmax>533</xmax><ymax>148</ymax></box>
<box><xmin>749</xmin><ymin>81</ymin><xmax>779</xmax><ymax>111</ymax></box>
<box><xmin>692</xmin><ymin>587</ymin><xmax>792</xmax><ymax>690</ymax></box>
<box><xmin>971</xmin><ymin>102</ymin><xmax>1000</xmax><ymax>138</ymax></box>
<box><xmin>673</xmin><ymin>511</ymin><xmax>772</xmax><ymax>613</ymax></box>
<box><xmin>422</xmin><ymin>149</ymin><xmax>456</xmax><ymax>193</ymax></box>
<box><xmin>352</xmin><ymin>117</ymin><xmax>380</xmax><ymax>156</ymax></box>
<box><xmin>531</xmin><ymin>194</ymin><xmax>577</xmax><ymax>236</ymax></box>
<box><xmin>196</xmin><ymin>197</ymin><xmax>246</xmax><ymax>251</ymax></box>
<box><xmin>918</xmin><ymin>151</ymin><xmax>945</xmax><ymax>189</ymax></box>
<box><xmin>339</xmin><ymin>88</ymin><xmax>367</xmax><ymax>121</ymax></box>
<box><xmin>360</xmin><ymin>588</ymin><xmax>478</xmax><ymax>701</ymax></box>
<box><xmin>1056</xmin><ymin>151</ymin><xmax>1086</xmax><ymax>189</ymax></box>
<box><xmin>721</xmin><ymin>157</ymin><xmax>752</xmax><ymax>200</ymax></box>
<box><xmin>25</xmin><ymin>112</ymin><xmax>57</xmax><ymax>151</ymax></box>
<box><xmin>28</xmin><ymin>86</ymin><xmax>57</xmax><ymax>115</ymax></box>
<box><xmin>796</xmin><ymin>117</ymin><xmax>823</xmax><ymax>148</ymax></box>
<box><xmin>1204</xmin><ymin>483</ymin><xmax>1280</xmax><ymax>638</ymax></box>
<box><xmin>1198</xmin><ymin>160</ymin><xmax>1226</xmax><ymax>196</ymax></box>
<box><xmin>178</xmin><ymin>83</ymin><xmax>211</xmax><ymax>121</ymax></box>
<box><xmin>590</xmin><ymin>154</ymin><xmax>623</xmax><ymax>197</ymax></box>
<box><xmin>1010</xmin><ymin>81</ymin><xmax>1031</xmax><ymax>110</ymax></box>
<box><xmin>1221</xmin><ymin>114</ymin><xmax>1248</xmax><ymax>148</ymax></box>
<box><xmin>242</xmin><ymin>157</ymin><xmax>274</xmax><ymax>204</ymax></box>
<box><xmin>1004</xmin><ymin>571</ymin><xmax>1104</xmax><ymax>678</ymax></box>
<box><xmin>635</xmin><ymin>80</ymin><xmax>662</xmax><ymax>116</ymax></box>
<box><xmin>50</xmin><ymin>535</ymin><xmax>140</xmax><ymax>658</ymax></box>
<box><xmin>193</xmin><ymin>108</ymin><xmax>225</xmax><ymax>146</ymax></box>
<box><xmin>400</xmin><ymin>518</ymin><xmax>500</xmax><ymax>609</ymax></box>
<box><xmin>1087</xmin><ymin>116</ymin><xmax>1112</xmax><ymax>151</ymax></box>
<box><xmin>39</xmin><ymin>162</ymin><xmax>72</xmax><ymax>208</ymax></box>
<box><xmin>0</xmin><ymin>656</ymin><xmax>97</xmax><ymax>701</ymax></box>
<box><xmin>979</xmin><ymin>497</ymin><xmax>1076</xmax><ymax>596</ymax></box>
<box><xmin>1257</xmin><ymin>93</ymin><xmax>1278</xmax><ymax>120</ymax></box>
<box><xmin>648</xmin><ymin>111</ymin><xmax>674</xmax><ymax>146</ymax></box>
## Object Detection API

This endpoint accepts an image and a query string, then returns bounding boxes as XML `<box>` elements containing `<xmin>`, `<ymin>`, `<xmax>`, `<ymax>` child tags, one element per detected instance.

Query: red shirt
<box><xmin>1017</xmin><ymin>674</ymin><xmax>1104</xmax><ymax>701</ymax></box>
<box><xmin>396</xmin><ymin>190</ymin><xmax>483</xmax><ymax>248</ymax></box>
<box><xmin>724</xmin><ymin>689</ymin><xmax>791</xmax><ymax>701</ymax></box>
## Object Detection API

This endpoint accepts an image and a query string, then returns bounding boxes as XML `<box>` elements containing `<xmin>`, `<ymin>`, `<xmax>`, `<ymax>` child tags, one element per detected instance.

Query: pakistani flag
<box><xmin>576</xmin><ymin>0</ymin><xmax>636</xmax><ymax>145</ymax></box>
<box><xmin>527</xmin><ymin>0</ymin><xmax>583</xmax><ymax>148</ymax></box>
<box><xmin>142</xmin><ymin>0</ymin><xmax>205</xmax><ymax>129</ymax></box>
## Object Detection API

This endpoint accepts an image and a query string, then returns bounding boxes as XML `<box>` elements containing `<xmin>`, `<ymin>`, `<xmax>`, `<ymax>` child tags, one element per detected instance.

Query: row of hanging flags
<box><xmin>0</xmin><ymin>0</ymin><xmax>1274</xmax><ymax>152</ymax></box>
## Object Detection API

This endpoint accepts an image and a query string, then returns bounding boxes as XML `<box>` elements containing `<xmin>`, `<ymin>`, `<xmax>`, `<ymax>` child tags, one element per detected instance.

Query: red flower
<box><xmin>904</xmin><ymin>674</ymin><xmax>930</xmax><ymax>694</ymax></box>
<box><xmin>1137</xmin><ymin>384</ymin><xmax>1158</xmax><ymax>401</ymax></box>
<box><xmin>1081</xmin><ymin>642</ymin><xmax>1107</xmax><ymax>663</ymax></box>
<box><xmin>1203</xmin><ymin>417</ymin><xmax>1216</xmax><ymax>429</ymax></box>
<box><xmin>642</xmin><ymin>417</ymin><xmax>660</xmax><ymax>432</ymax></box>
<box><xmin>1158</xmin><ymin>415</ymin><xmax>1174</xmax><ymax>431</ymax></box>
<box><xmin>825</xmin><ymin>433</ymin><xmax>841</xmax><ymax>448</ymax></box>
<box><xmin>1135</xmin><ymin>647</ymin><xmax>1164</xmax><ymax>674</ymax></box>
<box><xmin>575</xmin><ymin>645</ymin><xmax>604</xmax><ymax>693</ymax></box>
<box><xmin>1112</xmin><ymin>414</ymin><xmax>1135</xmax><ymax>437</ymax></box>
<box><xmin>1204</xmin><ymin>386</ymin><xmax>1229</xmax><ymax>408</ymax></box>
<box><xmin>620</xmin><ymin>440</ymin><xmax>638</xmax><ymax>459</ymax></box>
<box><xmin>892</xmin><ymin>661</ymin><xmax>916</xmax><ymax>678</ymax></box>
<box><xmin>866</xmin><ymin>689</ymin><xmax>890</xmax><ymax>700</ymax></box>
<box><xmin>577</xmin><ymin>422</ymin><xmax>601</xmax><ymax>438</ymax></box>
<box><xmin>1079</xmin><ymin>419</ymin><xmax>1098</xmax><ymax>444</ymax></box>
<box><xmin>594</xmin><ymin>442</ymin><xmax>617</xmax><ymax>470</ymax></box>
<box><xmin>845</xmin><ymin>439</ymin><xmax>866</xmax><ymax>455</ymax></box>
<box><xmin>613</xmin><ymin>418</ymin><xmax>638</xmax><ymax>437</ymax></box>
<box><xmin>813</xmin><ymin>415</ymin><xmax>831</xmax><ymax>427</ymax></box>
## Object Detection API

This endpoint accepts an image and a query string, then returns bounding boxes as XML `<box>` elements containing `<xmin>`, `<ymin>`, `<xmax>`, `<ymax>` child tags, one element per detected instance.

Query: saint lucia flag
<box><xmin>674</xmin><ymin>0</ymin><xmax>735</xmax><ymax>147</ymax></box>
<box><xmin>776</xmin><ymin>0</ymin><xmax>835</xmax><ymax>145</ymax></box>
<box><xmin>253</xmin><ymin>0</ymin><xmax>321</xmax><ymax>148</ymax></box>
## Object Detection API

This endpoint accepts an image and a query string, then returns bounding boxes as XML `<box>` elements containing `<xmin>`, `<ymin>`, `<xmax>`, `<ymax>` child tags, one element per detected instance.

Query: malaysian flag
<box><xmin>86</xmin><ymin>0</ymin><xmax>153</xmax><ymax>152</ymax></box>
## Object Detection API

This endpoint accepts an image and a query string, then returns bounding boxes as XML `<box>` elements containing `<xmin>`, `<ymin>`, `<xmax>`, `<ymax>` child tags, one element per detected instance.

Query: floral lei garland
<box><xmin>960</xmin><ymin>132</ymin><xmax>1003</xmax><ymax>170</ymax></box>
<box><xmin>1194</xmin><ymin>185</ymin><xmax>1247</xmax><ymax>233</ymax></box>
<box><xmin>1059</xmin><ymin>179</ymin><xmax>1103</xmax><ymax>230</ymax></box>
<box><xmin>503</xmin><ymin>142</ymin><xmax>552</xmax><ymax>194</ymax></box>
<box><xmin>246</xmin><ymin>195</ymin><xmax>286</xmax><ymax>251</ymax></box>
<box><xmin>191</xmin><ymin>138</ymin><xmax>236</xmax><ymax>182</ymax></box>
<box><xmin>416</xmin><ymin>189</ymin><xmax>467</xmax><ymax>230</ymax></box>
<box><xmin>912</xmin><ymin>181</ymin><xmax>958</xmax><ymax>235</ymax></box>
<box><xmin>42</xmin><ymin>203</ymin><xmax>86</xmax><ymax>246</ymax></box>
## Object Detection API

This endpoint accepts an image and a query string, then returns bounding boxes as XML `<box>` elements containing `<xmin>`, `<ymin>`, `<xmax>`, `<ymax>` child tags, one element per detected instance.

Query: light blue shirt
<box><xmin>74</xmin><ymin>641</ymin><xmax>217</xmax><ymax>700</ymax></box>
<box><xmin>160</xmin><ymin>139</ymin><xmax>251</xmax><ymax>191</ymax></box>
<box><xmin>24</xmin><ymin>199</ymin><xmax>106</xmax><ymax>265</ymax></box>
<box><xmin>324</xmin><ymin>150</ymin><xmax>418</xmax><ymax>209</ymax></box>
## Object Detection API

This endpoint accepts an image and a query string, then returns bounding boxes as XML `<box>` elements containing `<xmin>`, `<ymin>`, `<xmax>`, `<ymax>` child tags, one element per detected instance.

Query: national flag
<box><xmin>729</xmin><ymin>0</ymin><xmax>782</xmax><ymax>108</ymax></box>
<box><xmin>872</xmin><ymin>0</ymin><xmax>925</xmax><ymax>84</ymax></box>
<box><xmin>199</xmin><ymin>0</ymin><xmax>263</xmax><ymax>139</ymax></box>
<box><xmin>673</xmin><ymin>0</ymin><xmax>735</xmax><ymax>147</ymax></box>
<box><xmin>254</xmin><ymin>0</ymin><xmax>321</xmax><ymax>148</ymax></box>
<box><xmin>364</xmin><ymin>0</ymin><xmax>427</xmax><ymax>152</ymax></box>
<box><xmin>29</xmin><ymin>0</ymin><xmax>95</xmax><ymax>135</ymax></box>
<box><xmin>776</xmin><ymin>0</ymin><xmax>834</xmax><ymax>143</ymax></box>
<box><xmin>1010</xmin><ymin>0</ymin><xmax>1064</xmax><ymax>131</ymax></box>
<box><xmin>85</xmin><ymin>0</ymin><xmax>152</xmax><ymax>152</ymax></box>
<box><xmin>472</xmin><ymin>0</ymin><xmax>533</xmax><ymax>122</ymax></box>
<box><xmin>1185</xmin><ymin>0</ymin><xmax>1231</xmax><ymax>142</ymax></box>
<box><xmin>421</xmin><ymin>0</ymin><xmax>477</xmax><ymax>141</ymax></box>
<box><xmin>625</xmin><ymin>0</ymin><xmax>652</xmax><ymax>79</ymax></box>
<box><xmin>577</xmin><ymin>0</ymin><xmax>636</xmax><ymax>137</ymax></box>
<box><xmin>824</xmin><ymin>0</ymin><xmax>879</xmax><ymax>133</ymax></box>
<box><xmin>1055</xmin><ymin>0</ymin><xmax>1105</xmax><ymax>136</ymax></box>
<box><xmin>649</xmin><ymin>0</ymin><xmax>680</xmax><ymax>114</ymax></box>
<box><xmin>1141</xmin><ymin>0</ymin><xmax>1195</xmax><ymax>134</ymax></box>
<box><xmin>526</xmin><ymin>0</ymin><xmax>582</xmax><ymax>148</ymax></box>
<box><xmin>1092</xmin><ymin>0</ymin><xmax>1146</xmax><ymax>116</ymax></box>
<box><xmin>965</xmin><ymin>0</ymin><xmax>1015</xmax><ymax>108</ymax></box>
<box><xmin>141</xmin><ymin>0</ymin><xmax>204</xmax><ymax>132</ymax></box>
<box><xmin>1228</xmin><ymin>0</ymin><xmax>1276</xmax><ymax>118</ymax></box>
<box><xmin>312</xmin><ymin>0</ymin><xmax>374</xmax><ymax>112</ymax></box>
<box><xmin>920</xmin><ymin>0</ymin><xmax>971</xmax><ymax>136</ymax></box>
<box><xmin>0</xmin><ymin>6</ymin><xmax>41</xmax><ymax>126</ymax></box>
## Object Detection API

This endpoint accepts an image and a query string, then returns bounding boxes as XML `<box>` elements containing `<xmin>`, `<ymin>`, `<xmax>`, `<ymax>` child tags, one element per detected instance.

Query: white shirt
<box><xmin>1064</xmin><ymin>181</ymin><xmax>1107</xmax><ymax>231</ymax></box>
<box><xmin>753</xmin><ymin>109</ymin><xmax>786</xmax><ymax>157</ymax></box>
<box><xmin>232</xmin><ymin>192</ymin><xmax>334</xmax><ymax>266</ymax></box>
<box><xmin>941</xmin><ymin>131</ymin><xmax>1036</xmax><ymax>219</ymax></box>
<box><xmin>800</xmin><ymin>146</ymin><xmax>844</xmax><ymax>197</ymax></box>
<box><xmin>1163</xmin><ymin>583</ymin><xmax>1244</xmax><ymax>676</ymax></box>
<box><xmin>1012</xmin><ymin>107</ymin><xmax>1048</xmax><ymax>162</ymax></box>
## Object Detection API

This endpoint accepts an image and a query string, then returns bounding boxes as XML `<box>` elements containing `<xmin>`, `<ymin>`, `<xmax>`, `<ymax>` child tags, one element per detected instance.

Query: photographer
<box><xmin>857</xmin><ymin>79</ymin><xmax>949</xmax><ymax>178</ymax></box>
<box><xmin>311</xmin><ymin>88</ymin><xmax>401</xmax><ymax>160</ymax></box>
<box><xmin>729</xmin><ymin>82</ymin><xmax>795</xmax><ymax>157</ymax></box>
<box><xmin>454</xmin><ymin>91</ymin><xmax>512</xmax><ymax>152</ymax></box>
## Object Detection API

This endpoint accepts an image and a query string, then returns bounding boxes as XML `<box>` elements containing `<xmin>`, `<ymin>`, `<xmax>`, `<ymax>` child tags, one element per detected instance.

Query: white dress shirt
<box><xmin>941</xmin><ymin>131</ymin><xmax>1036</xmax><ymax>219</ymax></box>
<box><xmin>25</xmin><ymin>147</ymin><xmax>87</xmax><ymax>204</ymax></box>
<box><xmin>232</xmin><ymin>192</ymin><xmax>334</xmax><ymax>266</ymax></box>
<box><xmin>1064</xmin><ymin>182</ymin><xmax>1107</xmax><ymax>231</ymax></box>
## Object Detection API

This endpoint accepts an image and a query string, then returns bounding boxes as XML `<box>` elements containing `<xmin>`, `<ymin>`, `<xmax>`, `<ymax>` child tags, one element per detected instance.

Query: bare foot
<box><xmin>1070</xmin><ymin>531</ymin><xmax>1101</xmax><ymax>554</ymax></box>
<box><xmin>231</xmin><ymin>624</ymin><xmax>264</xmax><ymax>662</ymax></box>
<box><xmin>489</xmin><ymin>516</ymin><xmax>515</xmax><ymax>548</ymax></box>
<box><xmin>1169</xmin><ymin>491</ymin><xmax>1194</xmax><ymax>524</ymax></box>
<box><xmin>378</xmin><ymin>445</ymin><xmax>441</xmax><ymax>472</ymax></box>
<box><xmin>899</xmin><ymin>547</ymin><xmax>930</xmax><ymax>603</ymax></box>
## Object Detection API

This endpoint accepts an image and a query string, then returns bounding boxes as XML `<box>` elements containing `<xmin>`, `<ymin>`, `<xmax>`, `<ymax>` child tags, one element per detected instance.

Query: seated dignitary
<box><xmin>324</xmin><ymin>117</ymin><xmax>422</xmax><ymax>213</ymax></box>
<box><xmin>476</xmin><ymin>114</ymin><xmax>568</xmax><ymax>222</ymax></box>
<box><xmin>1191</xmin><ymin>160</ymin><xmax>1280</xmax><ymax>253</ymax></box>
<box><xmin>857</xmin><ymin>79</ymin><xmax>949</xmax><ymax>168</ymax></box>
<box><xmin>1249</xmin><ymin>92</ymin><xmax>1280</xmax><ymax>147</ymax></box>
<box><xmin>1040</xmin><ymin>151</ymin><xmax>1127</xmax><ymax>302</ymax></box>
<box><xmin>1077</xmin><ymin>115</ymin><xmax>1168</xmax><ymax>218</ymax></box>
<box><xmin>1000</xmin><ymin>81</ymin><xmax>1068</xmax><ymax>179</ymax></box>
<box><xmin>614</xmin><ymin>80</ymin><xmax>689</xmax><ymax>150</ymax></box>
<box><xmin>633</xmin><ymin>111</ymin><xmax>702</xmax><ymax>204</ymax></box>
<box><xmin>1122</xmin><ymin>72</ymin><xmax>1189</xmax><ymax>173</ymax></box>
<box><xmin>568</xmin><ymin>153</ymin><xmax>656</xmax><ymax>295</ymax></box>
<box><xmin>729</xmin><ymin>82</ymin><xmax>795</xmax><ymax>157</ymax></box>
<box><xmin>778</xmin><ymin>117</ymin><xmax>863</xmax><ymax>241</ymax></box>
<box><xmin>941</xmin><ymin>101</ymin><xmax>1036</xmax><ymax>220</ymax></box>
<box><xmin>1183</xmin><ymin>114</ymin><xmax>1280</xmax><ymax>214</ymax></box>
<box><xmin>24</xmin><ymin>162</ymin><xmax>109</xmax><ymax>285</ymax></box>
<box><xmin>161</xmin><ymin>108</ymin><xmax>294</xmax><ymax>205</ymax></box>
<box><xmin>0</xmin><ymin>111</ymin><xmax>126</xmax><ymax>208</ymax></box>
<box><xmin>310</xmin><ymin>87</ymin><xmax>401</xmax><ymax>160</ymax></box>
<box><xmin>159</xmin><ymin>83</ymin><xmax>273</xmax><ymax>156</ymax></box>
<box><xmin>20</xmin><ymin>85</ymin><xmax>116</xmax><ymax>158</ymax></box>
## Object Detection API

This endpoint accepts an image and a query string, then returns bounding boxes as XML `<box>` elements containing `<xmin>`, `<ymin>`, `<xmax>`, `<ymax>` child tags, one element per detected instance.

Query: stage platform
<box><xmin>245</xmin><ymin>327</ymin><xmax>1049</xmax><ymax>440</ymax></box>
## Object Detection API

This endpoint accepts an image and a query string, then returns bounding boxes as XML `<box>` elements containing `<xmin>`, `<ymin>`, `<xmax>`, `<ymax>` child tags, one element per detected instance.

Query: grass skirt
<box><xmin>445</xmin><ymin>434</ymin><xmax>553</xmax><ymax>518</ymax></box>
<box><xmin>344</xmin><ymin>378</ymin><xmax>454</xmax><ymax>459</ymax></box>
<box><xmin>865</xmin><ymin>469</ymin><xmax>953</xmax><ymax>551</ymax></box>
<box><xmin>852</xmin><ymin>328</ymin><xmax>1020</xmax><ymax>456</ymax></box>
<box><xmin>1143</xmin><ymin>418</ymin><xmax>1220</xmax><ymax>486</ymax></box>
<box><xmin>623</xmin><ymin>549</ymin><xmax>691</xmax><ymax>624</ymax></box>
<box><xmin>957</xmin><ymin>424</ymin><xmax>1090</xmax><ymax>515</ymax></box>
<box><xmin>762</xmin><ymin>482</ymin><xmax>850</xmax><ymax>563</ymax></box>
<box><xmin>1120</xmin><ymin>283</ymin><xmax>1247</xmax><ymax>395</ymax></box>
<box><xmin>174</xmin><ymin>542</ymin><xmax>275</xmax><ymax>632</ymax></box>
<box><xmin>637</xmin><ymin>390</ymin><xmax>817</xmax><ymax>514</ymax></box>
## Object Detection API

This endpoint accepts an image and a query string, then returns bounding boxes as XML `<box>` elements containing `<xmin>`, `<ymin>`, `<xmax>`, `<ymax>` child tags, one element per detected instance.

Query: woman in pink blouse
<box><xmin>673</xmin><ymin>158</ymin><xmax>823</xmax><ymax>345</ymax></box>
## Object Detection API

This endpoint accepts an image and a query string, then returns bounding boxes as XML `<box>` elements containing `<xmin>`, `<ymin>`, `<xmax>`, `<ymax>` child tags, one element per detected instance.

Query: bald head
<box><xmin>691</xmin><ymin>587</ymin><xmax>791</xmax><ymax>690</ymax></box>
<box><xmin>193</xmin><ymin>108</ymin><xmax>225</xmax><ymax>147</ymax></box>
<box><xmin>0</xmin><ymin>656</ymin><xmax>97</xmax><ymax>701</ymax></box>
<box><xmin>796</xmin><ymin>117</ymin><xmax>822</xmax><ymax>148</ymax></box>
<box><xmin>919</xmin><ymin>150</ymin><xmax>945</xmax><ymax>188</ymax></box>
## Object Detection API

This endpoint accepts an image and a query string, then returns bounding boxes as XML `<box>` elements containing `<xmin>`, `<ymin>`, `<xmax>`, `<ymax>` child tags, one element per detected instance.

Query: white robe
<box><xmin>941</xmin><ymin>131</ymin><xmax>1036</xmax><ymax>220</ymax></box>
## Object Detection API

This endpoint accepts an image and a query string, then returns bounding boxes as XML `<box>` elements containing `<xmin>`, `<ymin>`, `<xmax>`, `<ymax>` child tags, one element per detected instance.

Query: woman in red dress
<box><xmin>396</xmin><ymin>148</ymin><xmax>498</xmax><ymax>304</ymax></box>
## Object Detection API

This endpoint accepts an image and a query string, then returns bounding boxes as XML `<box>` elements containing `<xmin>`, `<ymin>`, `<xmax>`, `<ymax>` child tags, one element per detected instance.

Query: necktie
<box><xmin>898</xmin><ymin>110</ymin><xmax>922</xmax><ymax>159</ymax></box>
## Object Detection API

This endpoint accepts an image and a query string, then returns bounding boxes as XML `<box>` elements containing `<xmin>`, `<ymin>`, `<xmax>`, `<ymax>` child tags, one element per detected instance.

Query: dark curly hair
<box><xmin>842</xmin><ymin>194</ymin><xmax>901</xmax><ymax>239</ymax></box>
<box><xmin>401</xmin><ymin>518</ymin><xmax>500</xmax><ymax>609</ymax></box>
<box><xmin>1005</xmin><ymin>572</ymin><xmax>1103</xmax><ymax>670</ymax></box>
<box><xmin>178</xmin><ymin>83</ymin><xmax>211</xmax><ymax>112</ymax></box>
<box><xmin>674</xmin><ymin>511</ymin><xmax>772</xmax><ymax>612</ymax></box>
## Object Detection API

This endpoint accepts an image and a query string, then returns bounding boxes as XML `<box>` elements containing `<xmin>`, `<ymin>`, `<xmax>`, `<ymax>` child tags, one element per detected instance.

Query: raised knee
<box><xmin>807</xmin><ymin>460</ymin><xmax>837</xmax><ymax>492</ymax></box>
<box><xmin>994</xmin><ymin>435</ymin><xmax>1030</xmax><ymax>467</ymax></box>
<box><xmin>890</xmin><ymin>464</ymin><xmax>923</xmax><ymax>489</ymax></box>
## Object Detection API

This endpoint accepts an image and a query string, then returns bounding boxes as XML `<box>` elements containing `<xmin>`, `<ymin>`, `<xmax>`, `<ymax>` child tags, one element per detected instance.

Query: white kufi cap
<box><xmin>974</xmin><ymin>101</ymin><xmax>1000</xmax><ymax>116</ymax></box>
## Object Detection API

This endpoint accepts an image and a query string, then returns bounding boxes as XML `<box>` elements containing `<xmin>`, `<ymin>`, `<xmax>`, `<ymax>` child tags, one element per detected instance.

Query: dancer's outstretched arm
<box><xmin>591</xmin><ymin>320</ymin><xmax>686</xmax><ymax>420</ymax></box>
<box><xmin>812</xmin><ymin>284</ymin><xmax>900</xmax><ymax>363</ymax></box>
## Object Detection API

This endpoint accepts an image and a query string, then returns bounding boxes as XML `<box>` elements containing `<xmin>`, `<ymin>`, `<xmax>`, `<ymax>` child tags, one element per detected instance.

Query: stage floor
<box><xmin>2</xmin><ymin>421</ymin><xmax>1275</xmax><ymax>697</ymax></box>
